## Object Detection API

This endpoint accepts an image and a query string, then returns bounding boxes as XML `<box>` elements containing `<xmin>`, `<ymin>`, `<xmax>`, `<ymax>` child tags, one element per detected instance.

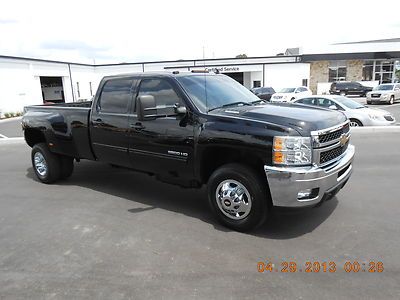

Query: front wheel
<box><xmin>207</xmin><ymin>163</ymin><xmax>269</xmax><ymax>232</ymax></box>
<box><xmin>31</xmin><ymin>143</ymin><xmax>61</xmax><ymax>183</ymax></box>
<box><xmin>389</xmin><ymin>96</ymin><xmax>394</xmax><ymax>105</ymax></box>
<box><xmin>349</xmin><ymin>119</ymin><xmax>363</xmax><ymax>127</ymax></box>
<box><xmin>340</xmin><ymin>91</ymin><xmax>346</xmax><ymax>96</ymax></box>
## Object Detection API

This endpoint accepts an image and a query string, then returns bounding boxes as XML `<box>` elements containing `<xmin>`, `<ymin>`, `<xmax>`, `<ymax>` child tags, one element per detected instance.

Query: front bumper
<box><xmin>367</xmin><ymin>96</ymin><xmax>389</xmax><ymax>103</ymax></box>
<box><xmin>264</xmin><ymin>144</ymin><xmax>355</xmax><ymax>208</ymax></box>
<box><xmin>365</xmin><ymin>118</ymin><xmax>396</xmax><ymax>126</ymax></box>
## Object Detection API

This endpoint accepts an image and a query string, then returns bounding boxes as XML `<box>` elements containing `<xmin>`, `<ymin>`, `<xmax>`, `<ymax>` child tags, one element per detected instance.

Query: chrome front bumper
<box><xmin>264</xmin><ymin>144</ymin><xmax>355</xmax><ymax>208</ymax></box>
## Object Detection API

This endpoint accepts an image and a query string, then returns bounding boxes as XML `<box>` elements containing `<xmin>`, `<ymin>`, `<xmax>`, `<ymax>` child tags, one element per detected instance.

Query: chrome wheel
<box><xmin>349</xmin><ymin>120</ymin><xmax>360</xmax><ymax>127</ymax></box>
<box><xmin>215</xmin><ymin>179</ymin><xmax>252</xmax><ymax>220</ymax></box>
<box><xmin>33</xmin><ymin>152</ymin><xmax>47</xmax><ymax>177</ymax></box>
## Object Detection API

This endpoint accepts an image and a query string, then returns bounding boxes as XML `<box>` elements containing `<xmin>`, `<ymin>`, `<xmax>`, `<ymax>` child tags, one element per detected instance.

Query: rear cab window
<box><xmin>98</xmin><ymin>78</ymin><xmax>136</xmax><ymax>114</ymax></box>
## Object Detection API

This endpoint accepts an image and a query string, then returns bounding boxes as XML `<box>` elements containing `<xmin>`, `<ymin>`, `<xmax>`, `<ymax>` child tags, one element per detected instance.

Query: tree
<box><xmin>235</xmin><ymin>54</ymin><xmax>248</xmax><ymax>58</ymax></box>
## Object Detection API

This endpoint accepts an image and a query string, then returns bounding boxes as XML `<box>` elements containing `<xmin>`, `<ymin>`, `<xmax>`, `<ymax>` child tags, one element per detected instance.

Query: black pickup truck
<box><xmin>22</xmin><ymin>72</ymin><xmax>355</xmax><ymax>231</ymax></box>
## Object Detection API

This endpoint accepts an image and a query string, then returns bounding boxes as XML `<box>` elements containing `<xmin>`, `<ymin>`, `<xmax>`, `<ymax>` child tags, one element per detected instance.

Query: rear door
<box><xmin>128</xmin><ymin>77</ymin><xmax>195</xmax><ymax>181</ymax></box>
<box><xmin>90</xmin><ymin>77</ymin><xmax>138</xmax><ymax>166</ymax></box>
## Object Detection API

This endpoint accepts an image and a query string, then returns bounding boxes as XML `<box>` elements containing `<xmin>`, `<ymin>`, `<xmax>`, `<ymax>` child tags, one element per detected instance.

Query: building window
<box><xmin>89</xmin><ymin>82</ymin><xmax>93</xmax><ymax>96</ymax></box>
<box><xmin>76</xmin><ymin>82</ymin><xmax>80</xmax><ymax>98</ymax></box>
<box><xmin>362</xmin><ymin>60</ymin><xmax>374</xmax><ymax>81</ymax></box>
<box><xmin>395</xmin><ymin>61</ymin><xmax>400</xmax><ymax>83</ymax></box>
<box><xmin>328</xmin><ymin>61</ymin><xmax>347</xmax><ymax>82</ymax></box>
<box><xmin>253</xmin><ymin>80</ymin><xmax>261</xmax><ymax>88</ymax></box>
<box><xmin>302</xmin><ymin>79</ymin><xmax>308</xmax><ymax>87</ymax></box>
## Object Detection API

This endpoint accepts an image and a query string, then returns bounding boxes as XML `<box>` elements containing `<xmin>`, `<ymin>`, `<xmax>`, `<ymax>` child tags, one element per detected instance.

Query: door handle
<box><xmin>130</xmin><ymin>123</ymin><xmax>145</xmax><ymax>130</ymax></box>
<box><xmin>92</xmin><ymin>118</ymin><xmax>104</xmax><ymax>125</ymax></box>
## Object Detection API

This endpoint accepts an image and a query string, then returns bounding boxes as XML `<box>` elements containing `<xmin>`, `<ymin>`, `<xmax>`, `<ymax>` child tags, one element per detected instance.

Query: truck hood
<box><xmin>210</xmin><ymin>103</ymin><xmax>347</xmax><ymax>135</ymax></box>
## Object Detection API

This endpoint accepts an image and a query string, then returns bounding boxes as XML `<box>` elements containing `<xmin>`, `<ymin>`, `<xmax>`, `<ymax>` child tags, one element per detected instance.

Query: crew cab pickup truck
<box><xmin>22</xmin><ymin>72</ymin><xmax>355</xmax><ymax>231</ymax></box>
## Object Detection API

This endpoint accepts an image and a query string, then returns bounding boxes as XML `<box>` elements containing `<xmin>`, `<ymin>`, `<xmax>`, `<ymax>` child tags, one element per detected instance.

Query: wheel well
<box><xmin>349</xmin><ymin>118</ymin><xmax>362</xmax><ymax>126</ymax></box>
<box><xmin>200</xmin><ymin>147</ymin><xmax>266</xmax><ymax>185</ymax></box>
<box><xmin>24</xmin><ymin>129</ymin><xmax>46</xmax><ymax>147</ymax></box>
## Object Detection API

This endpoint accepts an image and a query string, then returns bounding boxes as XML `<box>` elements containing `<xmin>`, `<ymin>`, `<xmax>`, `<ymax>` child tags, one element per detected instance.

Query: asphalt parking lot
<box><xmin>0</xmin><ymin>131</ymin><xmax>399</xmax><ymax>299</ymax></box>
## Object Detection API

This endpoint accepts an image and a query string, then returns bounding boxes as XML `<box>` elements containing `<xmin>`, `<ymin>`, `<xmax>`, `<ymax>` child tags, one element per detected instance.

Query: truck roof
<box><xmin>102</xmin><ymin>71</ymin><xmax>219</xmax><ymax>80</ymax></box>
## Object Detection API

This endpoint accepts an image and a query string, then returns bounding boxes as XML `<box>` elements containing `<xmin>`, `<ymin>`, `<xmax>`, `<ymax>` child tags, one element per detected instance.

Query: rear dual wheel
<box><xmin>31</xmin><ymin>143</ymin><xmax>74</xmax><ymax>184</ymax></box>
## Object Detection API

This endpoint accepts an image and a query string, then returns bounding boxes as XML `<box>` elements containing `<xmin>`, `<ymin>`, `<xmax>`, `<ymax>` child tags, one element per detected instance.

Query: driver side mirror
<box><xmin>174</xmin><ymin>104</ymin><xmax>187</xmax><ymax>115</ymax></box>
<box><xmin>137</xmin><ymin>95</ymin><xmax>157</xmax><ymax>121</ymax></box>
<box><xmin>328</xmin><ymin>105</ymin><xmax>338</xmax><ymax>110</ymax></box>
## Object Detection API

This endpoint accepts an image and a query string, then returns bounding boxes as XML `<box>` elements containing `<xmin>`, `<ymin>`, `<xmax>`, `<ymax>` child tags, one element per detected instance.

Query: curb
<box><xmin>0</xmin><ymin>137</ymin><xmax>25</xmax><ymax>144</ymax></box>
<box><xmin>0</xmin><ymin>116</ymin><xmax>22</xmax><ymax>124</ymax></box>
<box><xmin>351</xmin><ymin>126</ymin><xmax>400</xmax><ymax>133</ymax></box>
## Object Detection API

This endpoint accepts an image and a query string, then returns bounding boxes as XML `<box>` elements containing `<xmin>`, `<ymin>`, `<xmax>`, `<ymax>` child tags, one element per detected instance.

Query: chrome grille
<box><xmin>311</xmin><ymin>121</ymin><xmax>351</xmax><ymax>167</ymax></box>
<box><xmin>371</xmin><ymin>93</ymin><xmax>381</xmax><ymax>98</ymax></box>
<box><xmin>318</xmin><ymin>122</ymin><xmax>349</xmax><ymax>144</ymax></box>
<box><xmin>320</xmin><ymin>142</ymin><xmax>348</xmax><ymax>164</ymax></box>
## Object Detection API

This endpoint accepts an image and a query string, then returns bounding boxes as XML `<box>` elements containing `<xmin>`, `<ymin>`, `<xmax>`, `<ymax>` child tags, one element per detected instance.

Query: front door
<box><xmin>128</xmin><ymin>77</ymin><xmax>195</xmax><ymax>182</ymax></box>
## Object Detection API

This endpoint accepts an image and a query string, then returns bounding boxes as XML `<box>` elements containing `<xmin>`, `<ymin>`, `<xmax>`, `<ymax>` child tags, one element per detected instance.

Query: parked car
<box><xmin>329</xmin><ymin>81</ymin><xmax>372</xmax><ymax>97</ymax></box>
<box><xmin>250</xmin><ymin>87</ymin><xmax>275</xmax><ymax>101</ymax></box>
<box><xmin>270</xmin><ymin>86</ymin><xmax>312</xmax><ymax>102</ymax></box>
<box><xmin>366</xmin><ymin>83</ymin><xmax>400</xmax><ymax>105</ymax></box>
<box><xmin>22</xmin><ymin>72</ymin><xmax>355</xmax><ymax>232</ymax></box>
<box><xmin>294</xmin><ymin>95</ymin><xmax>396</xmax><ymax>127</ymax></box>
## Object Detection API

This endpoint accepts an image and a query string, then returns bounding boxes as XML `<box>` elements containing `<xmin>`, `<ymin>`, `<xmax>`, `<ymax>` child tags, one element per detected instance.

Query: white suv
<box><xmin>271</xmin><ymin>86</ymin><xmax>312</xmax><ymax>103</ymax></box>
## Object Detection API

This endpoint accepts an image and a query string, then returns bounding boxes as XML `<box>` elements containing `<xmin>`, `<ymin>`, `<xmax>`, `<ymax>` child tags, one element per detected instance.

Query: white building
<box><xmin>0</xmin><ymin>38</ymin><xmax>399</xmax><ymax>116</ymax></box>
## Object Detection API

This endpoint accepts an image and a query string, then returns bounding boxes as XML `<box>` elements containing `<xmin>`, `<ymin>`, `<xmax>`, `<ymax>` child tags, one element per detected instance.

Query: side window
<box><xmin>300</xmin><ymin>98</ymin><xmax>317</xmax><ymax>106</ymax></box>
<box><xmin>137</xmin><ymin>79</ymin><xmax>183</xmax><ymax>109</ymax></box>
<box><xmin>317</xmin><ymin>98</ymin><xmax>336</xmax><ymax>108</ymax></box>
<box><xmin>98</xmin><ymin>79</ymin><xmax>133</xmax><ymax>113</ymax></box>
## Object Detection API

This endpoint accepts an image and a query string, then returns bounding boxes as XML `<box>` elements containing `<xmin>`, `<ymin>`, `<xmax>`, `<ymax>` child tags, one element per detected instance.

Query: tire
<box><xmin>349</xmin><ymin>119</ymin><xmax>363</xmax><ymax>127</ymax></box>
<box><xmin>367</xmin><ymin>101</ymin><xmax>371</xmax><ymax>105</ymax></box>
<box><xmin>207</xmin><ymin>163</ymin><xmax>269</xmax><ymax>232</ymax></box>
<box><xmin>31</xmin><ymin>143</ymin><xmax>61</xmax><ymax>184</ymax></box>
<box><xmin>340</xmin><ymin>91</ymin><xmax>346</xmax><ymax>96</ymax></box>
<box><xmin>389</xmin><ymin>96</ymin><xmax>394</xmax><ymax>105</ymax></box>
<box><xmin>290</xmin><ymin>97</ymin><xmax>295</xmax><ymax>102</ymax></box>
<box><xmin>60</xmin><ymin>156</ymin><xmax>74</xmax><ymax>179</ymax></box>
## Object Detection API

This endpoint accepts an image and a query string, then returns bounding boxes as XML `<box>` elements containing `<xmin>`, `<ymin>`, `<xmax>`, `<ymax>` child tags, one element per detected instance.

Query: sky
<box><xmin>0</xmin><ymin>0</ymin><xmax>399</xmax><ymax>64</ymax></box>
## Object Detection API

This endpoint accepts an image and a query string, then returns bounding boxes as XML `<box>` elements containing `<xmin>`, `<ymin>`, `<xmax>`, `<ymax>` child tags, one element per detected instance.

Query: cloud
<box><xmin>39</xmin><ymin>40</ymin><xmax>112</xmax><ymax>61</ymax></box>
<box><xmin>0</xmin><ymin>18</ymin><xmax>17</xmax><ymax>24</ymax></box>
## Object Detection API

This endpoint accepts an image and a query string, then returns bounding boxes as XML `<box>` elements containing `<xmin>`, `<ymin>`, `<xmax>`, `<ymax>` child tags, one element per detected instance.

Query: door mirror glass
<box><xmin>174</xmin><ymin>104</ymin><xmax>187</xmax><ymax>115</ymax></box>
<box><xmin>137</xmin><ymin>95</ymin><xmax>157</xmax><ymax>121</ymax></box>
<box><xmin>328</xmin><ymin>105</ymin><xmax>338</xmax><ymax>110</ymax></box>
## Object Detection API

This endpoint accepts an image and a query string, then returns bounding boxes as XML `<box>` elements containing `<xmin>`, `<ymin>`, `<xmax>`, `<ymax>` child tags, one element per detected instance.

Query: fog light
<box><xmin>297</xmin><ymin>188</ymin><xmax>319</xmax><ymax>200</ymax></box>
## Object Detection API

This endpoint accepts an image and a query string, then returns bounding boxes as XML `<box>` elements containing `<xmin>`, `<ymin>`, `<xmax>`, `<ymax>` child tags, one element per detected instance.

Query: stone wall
<box><xmin>309</xmin><ymin>59</ymin><xmax>365</xmax><ymax>94</ymax></box>
<box><xmin>346</xmin><ymin>60</ymin><xmax>363</xmax><ymax>81</ymax></box>
<box><xmin>309</xmin><ymin>61</ymin><xmax>329</xmax><ymax>94</ymax></box>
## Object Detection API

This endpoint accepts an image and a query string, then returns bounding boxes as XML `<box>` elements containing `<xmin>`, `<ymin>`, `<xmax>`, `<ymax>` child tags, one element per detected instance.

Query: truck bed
<box><xmin>22</xmin><ymin>101</ymin><xmax>95</xmax><ymax>160</ymax></box>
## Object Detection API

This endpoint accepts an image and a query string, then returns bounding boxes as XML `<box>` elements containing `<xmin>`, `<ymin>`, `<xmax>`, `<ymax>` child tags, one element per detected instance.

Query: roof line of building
<box><xmin>333</xmin><ymin>37</ymin><xmax>400</xmax><ymax>45</ymax></box>
<box><xmin>0</xmin><ymin>53</ymin><xmax>301</xmax><ymax>67</ymax></box>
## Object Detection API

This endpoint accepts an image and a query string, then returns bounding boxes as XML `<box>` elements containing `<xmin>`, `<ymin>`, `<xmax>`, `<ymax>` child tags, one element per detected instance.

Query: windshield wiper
<box><xmin>251</xmin><ymin>99</ymin><xmax>267</xmax><ymax>105</ymax></box>
<box><xmin>207</xmin><ymin>101</ymin><xmax>252</xmax><ymax>112</ymax></box>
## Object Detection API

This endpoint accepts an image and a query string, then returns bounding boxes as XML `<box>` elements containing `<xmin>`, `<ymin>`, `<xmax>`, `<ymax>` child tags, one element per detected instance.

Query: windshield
<box><xmin>333</xmin><ymin>96</ymin><xmax>364</xmax><ymax>109</ymax></box>
<box><xmin>176</xmin><ymin>75</ymin><xmax>260</xmax><ymax>113</ymax></box>
<box><xmin>373</xmin><ymin>84</ymin><xmax>394</xmax><ymax>91</ymax></box>
<box><xmin>279</xmin><ymin>88</ymin><xmax>296</xmax><ymax>93</ymax></box>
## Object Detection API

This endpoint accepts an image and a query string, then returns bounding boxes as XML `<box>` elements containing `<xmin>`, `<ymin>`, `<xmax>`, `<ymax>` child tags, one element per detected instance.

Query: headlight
<box><xmin>273</xmin><ymin>136</ymin><xmax>312</xmax><ymax>166</ymax></box>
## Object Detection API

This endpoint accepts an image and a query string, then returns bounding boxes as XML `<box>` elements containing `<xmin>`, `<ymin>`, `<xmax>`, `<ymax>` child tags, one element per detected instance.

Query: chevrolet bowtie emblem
<box><xmin>339</xmin><ymin>134</ymin><xmax>349</xmax><ymax>146</ymax></box>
